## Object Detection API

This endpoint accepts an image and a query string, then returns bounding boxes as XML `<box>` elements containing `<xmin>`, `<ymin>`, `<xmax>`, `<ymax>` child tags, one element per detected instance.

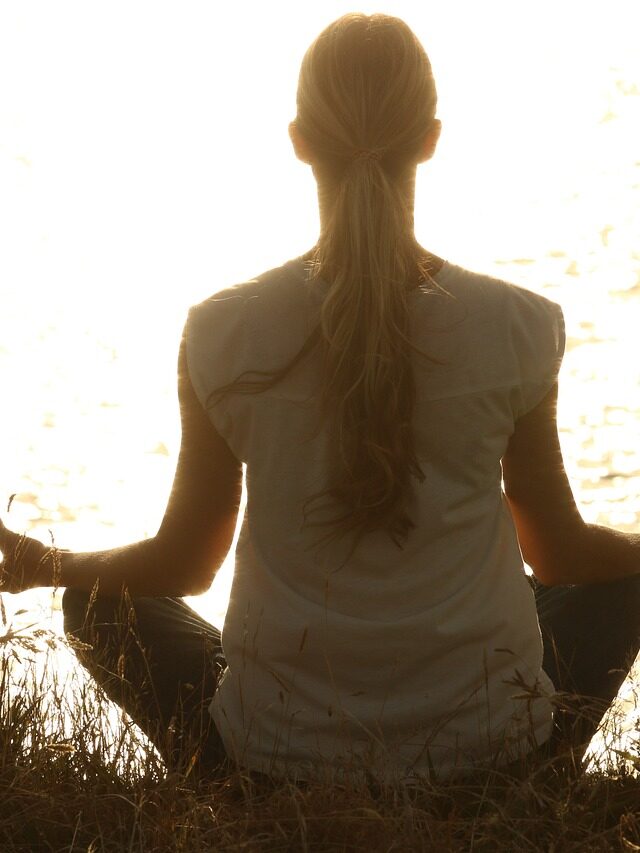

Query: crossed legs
<box><xmin>62</xmin><ymin>572</ymin><xmax>640</xmax><ymax>777</ymax></box>
<box><xmin>62</xmin><ymin>588</ymin><xmax>228</xmax><ymax>775</ymax></box>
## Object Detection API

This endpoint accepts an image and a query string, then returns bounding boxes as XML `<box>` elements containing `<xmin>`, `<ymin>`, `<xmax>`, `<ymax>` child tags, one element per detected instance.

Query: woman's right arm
<box><xmin>502</xmin><ymin>383</ymin><xmax>640</xmax><ymax>586</ymax></box>
<box><xmin>0</xmin><ymin>334</ymin><xmax>242</xmax><ymax>598</ymax></box>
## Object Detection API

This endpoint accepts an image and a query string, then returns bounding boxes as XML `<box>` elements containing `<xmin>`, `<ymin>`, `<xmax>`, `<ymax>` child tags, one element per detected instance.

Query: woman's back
<box><xmin>186</xmin><ymin>254</ymin><xmax>564</xmax><ymax>779</ymax></box>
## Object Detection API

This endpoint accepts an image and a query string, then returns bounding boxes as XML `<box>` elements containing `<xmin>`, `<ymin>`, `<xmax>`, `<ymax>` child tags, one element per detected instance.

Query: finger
<box><xmin>0</xmin><ymin>529</ymin><xmax>47</xmax><ymax>589</ymax></box>
<box><xmin>0</xmin><ymin>524</ymin><xmax>31</xmax><ymax>563</ymax></box>
<box><xmin>0</xmin><ymin>517</ymin><xmax>12</xmax><ymax>549</ymax></box>
<box><xmin>0</xmin><ymin>518</ymin><xmax>18</xmax><ymax>549</ymax></box>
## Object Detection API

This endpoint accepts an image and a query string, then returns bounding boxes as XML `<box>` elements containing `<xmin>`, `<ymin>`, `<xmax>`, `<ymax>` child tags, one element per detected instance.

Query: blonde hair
<box><xmin>295</xmin><ymin>14</ymin><xmax>438</xmax><ymax>546</ymax></box>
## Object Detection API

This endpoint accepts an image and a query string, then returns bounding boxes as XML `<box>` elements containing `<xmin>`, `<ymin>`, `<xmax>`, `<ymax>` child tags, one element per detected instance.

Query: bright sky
<box><xmin>1</xmin><ymin>0</ymin><xmax>637</xmax><ymax>320</ymax></box>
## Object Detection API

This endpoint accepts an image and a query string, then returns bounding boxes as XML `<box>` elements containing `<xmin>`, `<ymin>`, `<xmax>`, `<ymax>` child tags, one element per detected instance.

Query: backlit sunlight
<box><xmin>1</xmin><ymin>0</ymin><xmax>639</xmax><ymax>768</ymax></box>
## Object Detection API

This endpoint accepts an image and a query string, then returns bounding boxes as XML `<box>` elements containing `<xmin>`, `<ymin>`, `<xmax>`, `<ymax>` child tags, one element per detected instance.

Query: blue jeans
<box><xmin>63</xmin><ymin>572</ymin><xmax>640</xmax><ymax>774</ymax></box>
<box><xmin>62</xmin><ymin>589</ymin><xmax>228</xmax><ymax>774</ymax></box>
<box><xmin>532</xmin><ymin>573</ymin><xmax>640</xmax><ymax>753</ymax></box>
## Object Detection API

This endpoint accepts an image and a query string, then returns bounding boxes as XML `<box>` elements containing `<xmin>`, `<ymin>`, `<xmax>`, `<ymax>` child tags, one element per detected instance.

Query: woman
<box><xmin>1</xmin><ymin>13</ymin><xmax>639</xmax><ymax>782</ymax></box>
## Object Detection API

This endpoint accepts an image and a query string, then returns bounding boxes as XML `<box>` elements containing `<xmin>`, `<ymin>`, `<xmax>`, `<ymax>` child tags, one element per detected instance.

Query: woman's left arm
<box><xmin>0</xmin><ymin>332</ymin><xmax>243</xmax><ymax>597</ymax></box>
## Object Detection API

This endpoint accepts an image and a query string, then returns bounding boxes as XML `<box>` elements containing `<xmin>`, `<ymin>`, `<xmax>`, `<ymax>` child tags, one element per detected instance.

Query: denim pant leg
<box><xmin>533</xmin><ymin>573</ymin><xmax>640</xmax><ymax>749</ymax></box>
<box><xmin>62</xmin><ymin>587</ymin><xmax>228</xmax><ymax>774</ymax></box>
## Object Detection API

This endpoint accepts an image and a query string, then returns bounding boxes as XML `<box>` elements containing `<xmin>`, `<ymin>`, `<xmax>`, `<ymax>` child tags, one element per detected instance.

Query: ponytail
<box><xmin>296</xmin><ymin>14</ymin><xmax>438</xmax><ymax>546</ymax></box>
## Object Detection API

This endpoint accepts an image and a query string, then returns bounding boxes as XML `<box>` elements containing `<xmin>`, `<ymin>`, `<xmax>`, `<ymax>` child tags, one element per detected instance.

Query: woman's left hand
<box><xmin>0</xmin><ymin>517</ymin><xmax>51</xmax><ymax>593</ymax></box>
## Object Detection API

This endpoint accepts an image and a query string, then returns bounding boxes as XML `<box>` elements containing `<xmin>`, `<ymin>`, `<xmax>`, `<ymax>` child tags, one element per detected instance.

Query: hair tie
<box><xmin>351</xmin><ymin>148</ymin><xmax>385</xmax><ymax>162</ymax></box>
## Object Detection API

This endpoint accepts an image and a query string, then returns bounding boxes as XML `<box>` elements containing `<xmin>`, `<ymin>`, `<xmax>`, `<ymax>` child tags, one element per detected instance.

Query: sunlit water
<box><xmin>1</xmin><ymin>2</ymin><xmax>639</xmax><ymax>769</ymax></box>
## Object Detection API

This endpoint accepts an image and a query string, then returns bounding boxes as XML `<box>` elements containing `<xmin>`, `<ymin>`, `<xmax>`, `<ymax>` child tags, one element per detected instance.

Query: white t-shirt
<box><xmin>186</xmin><ymin>256</ymin><xmax>565</xmax><ymax>782</ymax></box>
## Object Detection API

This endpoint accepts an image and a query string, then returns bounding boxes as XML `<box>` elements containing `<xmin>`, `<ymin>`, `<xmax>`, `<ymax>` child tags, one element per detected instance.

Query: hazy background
<box><xmin>1</xmin><ymin>1</ymin><xmax>639</xmax><ymax>647</ymax></box>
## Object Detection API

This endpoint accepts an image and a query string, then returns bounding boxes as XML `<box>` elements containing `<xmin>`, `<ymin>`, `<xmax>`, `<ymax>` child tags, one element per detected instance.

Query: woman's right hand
<box><xmin>0</xmin><ymin>517</ymin><xmax>50</xmax><ymax>593</ymax></box>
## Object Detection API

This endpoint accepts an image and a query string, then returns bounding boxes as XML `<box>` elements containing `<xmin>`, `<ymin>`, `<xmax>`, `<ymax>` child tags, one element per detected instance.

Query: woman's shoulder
<box><xmin>192</xmin><ymin>257</ymin><xmax>306</xmax><ymax>314</ymax></box>
<box><xmin>437</xmin><ymin>261</ymin><xmax>561</xmax><ymax>311</ymax></box>
<box><xmin>409</xmin><ymin>261</ymin><xmax>564</xmax><ymax>408</ymax></box>
<box><xmin>435</xmin><ymin>261</ymin><xmax>564</xmax><ymax>342</ymax></box>
<box><xmin>186</xmin><ymin>256</ymin><xmax>313</xmax><ymax>370</ymax></box>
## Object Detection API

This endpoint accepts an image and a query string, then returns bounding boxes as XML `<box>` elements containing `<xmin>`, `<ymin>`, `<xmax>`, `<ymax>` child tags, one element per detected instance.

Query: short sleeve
<box><xmin>184</xmin><ymin>287</ymin><xmax>250</xmax><ymax>447</ymax></box>
<box><xmin>510</xmin><ymin>296</ymin><xmax>565</xmax><ymax>420</ymax></box>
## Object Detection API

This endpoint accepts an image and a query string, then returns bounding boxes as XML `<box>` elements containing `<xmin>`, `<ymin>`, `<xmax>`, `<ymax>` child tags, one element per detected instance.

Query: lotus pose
<box><xmin>1</xmin><ymin>13</ymin><xmax>639</xmax><ymax>782</ymax></box>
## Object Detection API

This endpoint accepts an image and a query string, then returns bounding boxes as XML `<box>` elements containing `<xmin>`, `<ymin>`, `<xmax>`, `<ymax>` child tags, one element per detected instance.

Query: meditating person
<box><xmin>1</xmin><ymin>13</ymin><xmax>639</xmax><ymax>782</ymax></box>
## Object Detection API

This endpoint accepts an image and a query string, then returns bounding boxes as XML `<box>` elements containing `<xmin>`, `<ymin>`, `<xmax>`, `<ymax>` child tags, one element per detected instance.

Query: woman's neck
<box><xmin>309</xmin><ymin>171</ymin><xmax>444</xmax><ymax>279</ymax></box>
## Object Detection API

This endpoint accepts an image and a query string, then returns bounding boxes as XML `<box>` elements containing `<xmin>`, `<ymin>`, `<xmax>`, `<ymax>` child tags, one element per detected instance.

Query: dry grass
<box><xmin>1</xmin><ymin>620</ymin><xmax>639</xmax><ymax>852</ymax></box>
